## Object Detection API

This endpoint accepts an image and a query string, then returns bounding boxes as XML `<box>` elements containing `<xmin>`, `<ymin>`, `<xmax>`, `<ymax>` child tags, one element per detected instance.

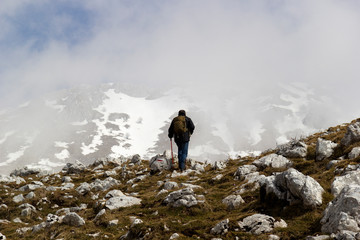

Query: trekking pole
<box><xmin>170</xmin><ymin>139</ymin><xmax>175</xmax><ymax>166</ymax></box>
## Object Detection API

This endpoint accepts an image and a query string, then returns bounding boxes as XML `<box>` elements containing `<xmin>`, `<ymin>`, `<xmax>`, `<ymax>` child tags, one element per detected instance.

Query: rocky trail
<box><xmin>1</xmin><ymin>119</ymin><xmax>360</xmax><ymax>239</ymax></box>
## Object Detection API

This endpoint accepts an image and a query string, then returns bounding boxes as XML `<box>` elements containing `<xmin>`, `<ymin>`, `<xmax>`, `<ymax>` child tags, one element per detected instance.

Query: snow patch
<box><xmin>0</xmin><ymin>131</ymin><xmax>15</xmax><ymax>145</ymax></box>
<box><xmin>45</xmin><ymin>100</ymin><xmax>65</xmax><ymax>113</ymax></box>
<box><xmin>54</xmin><ymin>141</ymin><xmax>70</xmax><ymax>148</ymax></box>
<box><xmin>55</xmin><ymin>149</ymin><xmax>70</xmax><ymax>160</ymax></box>
<box><xmin>71</xmin><ymin>120</ymin><xmax>88</xmax><ymax>126</ymax></box>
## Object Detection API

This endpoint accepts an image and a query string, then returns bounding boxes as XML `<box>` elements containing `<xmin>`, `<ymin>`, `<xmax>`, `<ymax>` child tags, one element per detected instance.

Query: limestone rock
<box><xmin>76</xmin><ymin>182</ymin><xmax>91</xmax><ymax>195</ymax></box>
<box><xmin>13</xmin><ymin>194</ymin><xmax>25</xmax><ymax>203</ymax></box>
<box><xmin>105</xmin><ymin>196</ymin><xmax>141</xmax><ymax>210</ymax></box>
<box><xmin>169</xmin><ymin>233</ymin><xmax>180</xmax><ymax>239</ymax></box>
<box><xmin>210</xmin><ymin>219</ymin><xmax>229</xmax><ymax>235</ymax></box>
<box><xmin>331</xmin><ymin>170</ymin><xmax>360</xmax><ymax>197</ymax></box>
<box><xmin>238</xmin><ymin>214</ymin><xmax>275</xmax><ymax>235</ymax></box>
<box><xmin>234</xmin><ymin>165</ymin><xmax>257</xmax><ymax>180</ymax></box>
<box><xmin>316</xmin><ymin>138</ymin><xmax>337</xmax><ymax>161</ymax></box>
<box><xmin>10</xmin><ymin>166</ymin><xmax>48</xmax><ymax>177</ymax></box>
<box><xmin>62</xmin><ymin>212</ymin><xmax>85</xmax><ymax>226</ymax></box>
<box><xmin>150</xmin><ymin>153</ymin><xmax>173</xmax><ymax>173</ymax></box>
<box><xmin>62</xmin><ymin>160</ymin><xmax>86</xmax><ymax>174</ymax></box>
<box><xmin>90</xmin><ymin>177</ymin><xmax>120</xmax><ymax>191</ymax></box>
<box><xmin>222</xmin><ymin>195</ymin><xmax>245</xmax><ymax>210</ymax></box>
<box><xmin>261</xmin><ymin>168</ymin><xmax>324</xmax><ymax>208</ymax></box>
<box><xmin>0</xmin><ymin>233</ymin><xmax>5</xmax><ymax>239</ymax></box>
<box><xmin>0</xmin><ymin>175</ymin><xmax>25</xmax><ymax>184</ymax></box>
<box><xmin>212</xmin><ymin>161</ymin><xmax>226</xmax><ymax>170</ymax></box>
<box><xmin>341</xmin><ymin>120</ymin><xmax>360</xmax><ymax>146</ymax></box>
<box><xmin>277</xmin><ymin>140</ymin><xmax>307</xmax><ymax>158</ymax></box>
<box><xmin>163</xmin><ymin>181</ymin><xmax>179</xmax><ymax>190</ymax></box>
<box><xmin>131</xmin><ymin>154</ymin><xmax>141</xmax><ymax>165</ymax></box>
<box><xmin>253</xmin><ymin>154</ymin><xmax>292</xmax><ymax>169</ymax></box>
<box><xmin>349</xmin><ymin>147</ymin><xmax>360</xmax><ymax>159</ymax></box>
<box><xmin>191</xmin><ymin>163</ymin><xmax>205</xmax><ymax>172</ymax></box>
<box><xmin>321</xmin><ymin>184</ymin><xmax>360</xmax><ymax>234</ymax></box>
<box><xmin>164</xmin><ymin>188</ymin><xmax>200</xmax><ymax>208</ymax></box>
<box><xmin>105</xmin><ymin>190</ymin><xmax>125</xmax><ymax>198</ymax></box>
<box><xmin>305</xmin><ymin>235</ymin><xmax>330</xmax><ymax>240</ymax></box>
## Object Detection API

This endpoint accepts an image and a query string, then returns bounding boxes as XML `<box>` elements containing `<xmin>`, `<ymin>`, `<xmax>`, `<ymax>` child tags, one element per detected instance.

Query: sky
<box><xmin>0</xmin><ymin>0</ymin><xmax>360</xmax><ymax>119</ymax></box>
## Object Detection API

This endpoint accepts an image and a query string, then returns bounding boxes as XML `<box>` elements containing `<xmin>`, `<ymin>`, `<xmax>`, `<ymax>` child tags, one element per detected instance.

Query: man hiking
<box><xmin>168</xmin><ymin>110</ymin><xmax>195</xmax><ymax>171</ymax></box>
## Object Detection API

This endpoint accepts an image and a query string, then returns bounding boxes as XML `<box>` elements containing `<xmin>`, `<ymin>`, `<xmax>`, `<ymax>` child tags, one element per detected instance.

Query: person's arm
<box><xmin>187</xmin><ymin>117</ymin><xmax>195</xmax><ymax>135</ymax></box>
<box><xmin>168</xmin><ymin>120</ymin><xmax>174</xmax><ymax>138</ymax></box>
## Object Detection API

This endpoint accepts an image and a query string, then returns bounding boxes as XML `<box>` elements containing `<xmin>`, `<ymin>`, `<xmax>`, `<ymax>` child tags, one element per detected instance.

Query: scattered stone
<box><xmin>163</xmin><ymin>181</ymin><xmax>179</xmax><ymax>190</ymax></box>
<box><xmin>108</xmin><ymin>219</ymin><xmax>118</xmax><ymax>226</ymax></box>
<box><xmin>19</xmin><ymin>182</ymin><xmax>44</xmax><ymax>192</ymax></box>
<box><xmin>210</xmin><ymin>219</ymin><xmax>229</xmax><ymax>235</ymax></box>
<box><xmin>94</xmin><ymin>209</ymin><xmax>106</xmax><ymax>221</ymax></box>
<box><xmin>238</xmin><ymin>214</ymin><xmax>275</xmax><ymax>235</ymax></box>
<box><xmin>169</xmin><ymin>233</ymin><xmax>180</xmax><ymax>239</ymax></box>
<box><xmin>179</xmin><ymin>183</ymin><xmax>203</xmax><ymax>190</ymax></box>
<box><xmin>0</xmin><ymin>175</ymin><xmax>25</xmax><ymax>184</ymax></box>
<box><xmin>274</xmin><ymin>219</ymin><xmax>287</xmax><ymax>228</ymax></box>
<box><xmin>10</xmin><ymin>166</ymin><xmax>47</xmax><ymax>177</ymax></box>
<box><xmin>222</xmin><ymin>195</ymin><xmax>245</xmax><ymax>210</ymax></box>
<box><xmin>105</xmin><ymin>196</ymin><xmax>141</xmax><ymax>210</ymax></box>
<box><xmin>157</xmin><ymin>189</ymin><xmax>169</xmax><ymax>196</ymax></box>
<box><xmin>269</xmin><ymin>235</ymin><xmax>280</xmax><ymax>240</ymax></box>
<box><xmin>16</xmin><ymin>227</ymin><xmax>32</xmax><ymax>235</ymax></box>
<box><xmin>62</xmin><ymin>176</ymin><xmax>72</xmax><ymax>183</ymax></box>
<box><xmin>62</xmin><ymin>160</ymin><xmax>86</xmax><ymax>174</ymax></box>
<box><xmin>191</xmin><ymin>163</ymin><xmax>205</xmax><ymax>172</ymax></box>
<box><xmin>61</xmin><ymin>183</ymin><xmax>75</xmax><ymax>190</ymax></box>
<box><xmin>13</xmin><ymin>218</ymin><xmax>23</xmax><ymax>223</ymax></box>
<box><xmin>341</xmin><ymin>120</ymin><xmax>360</xmax><ymax>146</ymax></box>
<box><xmin>150</xmin><ymin>152</ymin><xmax>173</xmax><ymax>173</ymax></box>
<box><xmin>25</xmin><ymin>192</ymin><xmax>35</xmax><ymax>199</ymax></box>
<box><xmin>0</xmin><ymin>220</ymin><xmax>10</xmax><ymax>224</ymax></box>
<box><xmin>131</xmin><ymin>154</ymin><xmax>141</xmax><ymax>165</ymax></box>
<box><xmin>234</xmin><ymin>165</ymin><xmax>257</xmax><ymax>180</ymax></box>
<box><xmin>62</xmin><ymin>212</ymin><xmax>85</xmax><ymax>226</ymax></box>
<box><xmin>277</xmin><ymin>140</ymin><xmax>307</xmax><ymax>158</ymax></box>
<box><xmin>253</xmin><ymin>154</ymin><xmax>292</xmax><ymax>169</ymax></box>
<box><xmin>261</xmin><ymin>168</ymin><xmax>324</xmax><ymax>208</ymax></box>
<box><xmin>164</xmin><ymin>188</ymin><xmax>200</xmax><ymax>208</ymax></box>
<box><xmin>0</xmin><ymin>233</ymin><xmax>5</xmax><ymax>239</ymax></box>
<box><xmin>104</xmin><ymin>170</ymin><xmax>117</xmax><ymax>177</ymax></box>
<box><xmin>331</xmin><ymin>170</ymin><xmax>360</xmax><ymax>197</ymax></box>
<box><xmin>349</xmin><ymin>147</ymin><xmax>360</xmax><ymax>159</ymax></box>
<box><xmin>76</xmin><ymin>182</ymin><xmax>91</xmax><ymax>195</ymax></box>
<box><xmin>305</xmin><ymin>235</ymin><xmax>330</xmax><ymax>240</ymax></box>
<box><xmin>321</xmin><ymin>184</ymin><xmax>360</xmax><ymax>234</ymax></box>
<box><xmin>212</xmin><ymin>161</ymin><xmax>226</xmax><ymax>170</ymax></box>
<box><xmin>19</xmin><ymin>203</ymin><xmax>37</xmax><ymax>217</ymax></box>
<box><xmin>212</xmin><ymin>174</ymin><xmax>223</xmax><ymax>181</ymax></box>
<box><xmin>90</xmin><ymin>177</ymin><xmax>120</xmax><ymax>192</ymax></box>
<box><xmin>316</xmin><ymin>138</ymin><xmax>337</xmax><ymax>161</ymax></box>
<box><xmin>13</xmin><ymin>194</ymin><xmax>25</xmax><ymax>203</ymax></box>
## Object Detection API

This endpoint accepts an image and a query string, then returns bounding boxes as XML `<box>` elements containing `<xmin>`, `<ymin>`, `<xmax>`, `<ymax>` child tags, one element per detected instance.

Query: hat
<box><xmin>178</xmin><ymin>110</ymin><xmax>186</xmax><ymax>116</ymax></box>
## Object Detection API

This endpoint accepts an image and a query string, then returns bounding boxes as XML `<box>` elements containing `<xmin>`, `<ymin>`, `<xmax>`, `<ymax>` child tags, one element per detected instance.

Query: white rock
<box><xmin>164</xmin><ymin>188</ymin><xmax>200</xmax><ymax>208</ymax></box>
<box><xmin>316</xmin><ymin>138</ymin><xmax>337</xmax><ymax>161</ymax></box>
<box><xmin>349</xmin><ymin>147</ymin><xmax>360</xmax><ymax>159</ymax></box>
<box><xmin>13</xmin><ymin>194</ymin><xmax>25</xmax><ymax>203</ymax></box>
<box><xmin>61</xmin><ymin>183</ymin><xmax>75</xmax><ymax>190</ymax></box>
<box><xmin>62</xmin><ymin>160</ymin><xmax>86</xmax><ymax>174</ymax></box>
<box><xmin>212</xmin><ymin>174</ymin><xmax>223</xmax><ymax>181</ymax></box>
<box><xmin>253</xmin><ymin>154</ymin><xmax>292</xmax><ymax>169</ymax></box>
<box><xmin>234</xmin><ymin>165</ymin><xmax>257</xmax><ymax>180</ymax></box>
<box><xmin>108</xmin><ymin>219</ymin><xmax>118</xmax><ymax>226</ymax></box>
<box><xmin>105</xmin><ymin>196</ymin><xmax>141</xmax><ymax>210</ymax></box>
<box><xmin>90</xmin><ymin>177</ymin><xmax>120</xmax><ymax>191</ymax></box>
<box><xmin>25</xmin><ymin>192</ymin><xmax>35</xmax><ymax>199</ymax></box>
<box><xmin>94</xmin><ymin>209</ymin><xmax>106</xmax><ymax>221</ymax></box>
<box><xmin>210</xmin><ymin>219</ymin><xmax>229</xmax><ymax>235</ymax></box>
<box><xmin>62</xmin><ymin>212</ymin><xmax>85</xmax><ymax>226</ymax></box>
<box><xmin>269</xmin><ymin>235</ymin><xmax>280</xmax><ymax>240</ymax></box>
<box><xmin>0</xmin><ymin>175</ymin><xmax>25</xmax><ymax>184</ymax></box>
<box><xmin>62</xmin><ymin>176</ymin><xmax>72</xmax><ymax>183</ymax></box>
<box><xmin>222</xmin><ymin>195</ymin><xmax>245</xmax><ymax>210</ymax></box>
<box><xmin>76</xmin><ymin>182</ymin><xmax>91</xmax><ymax>195</ymax></box>
<box><xmin>321</xmin><ymin>184</ymin><xmax>360</xmax><ymax>234</ymax></box>
<box><xmin>163</xmin><ymin>181</ymin><xmax>179</xmax><ymax>190</ymax></box>
<box><xmin>0</xmin><ymin>233</ymin><xmax>5</xmax><ymax>239</ymax></box>
<box><xmin>191</xmin><ymin>163</ymin><xmax>205</xmax><ymax>172</ymax></box>
<box><xmin>277</xmin><ymin>140</ymin><xmax>307</xmax><ymax>158</ymax></box>
<box><xmin>341</xmin><ymin>120</ymin><xmax>360</xmax><ymax>146</ymax></box>
<box><xmin>212</xmin><ymin>161</ymin><xmax>226</xmax><ymax>170</ymax></box>
<box><xmin>331</xmin><ymin>170</ymin><xmax>360</xmax><ymax>197</ymax></box>
<box><xmin>305</xmin><ymin>235</ymin><xmax>330</xmax><ymax>240</ymax></box>
<box><xmin>238</xmin><ymin>214</ymin><xmax>275</xmax><ymax>235</ymax></box>
<box><xmin>16</xmin><ymin>227</ymin><xmax>32</xmax><ymax>235</ymax></box>
<box><xmin>169</xmin><ymin>233</ymin><xmax>180</xmax><ymax>239</ymax></box>
<box><xmin>274</xmin><ymin>219</ymin><xmax>287</xmax><ymax>228</ymax></box>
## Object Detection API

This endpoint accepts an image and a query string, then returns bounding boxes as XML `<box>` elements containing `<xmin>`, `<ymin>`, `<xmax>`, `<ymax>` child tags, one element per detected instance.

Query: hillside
<box><xmin>1</xmin><ymin>119</ymin><xmax>360</xmax><ymax>239</ymax></box>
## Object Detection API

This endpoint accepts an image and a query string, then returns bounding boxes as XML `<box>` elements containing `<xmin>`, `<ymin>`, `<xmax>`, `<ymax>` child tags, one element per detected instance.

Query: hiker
<box><xmin>168</xmin><ymin>110</ymin><xmax>195</xmax><ymax>171</ymax></box>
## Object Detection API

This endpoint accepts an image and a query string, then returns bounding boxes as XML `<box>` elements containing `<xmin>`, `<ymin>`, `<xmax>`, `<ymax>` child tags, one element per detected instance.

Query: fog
<box><xmin>1</xmin><ymin>0</ymin><xmax>360</xmax><ymax>138</ymax></box>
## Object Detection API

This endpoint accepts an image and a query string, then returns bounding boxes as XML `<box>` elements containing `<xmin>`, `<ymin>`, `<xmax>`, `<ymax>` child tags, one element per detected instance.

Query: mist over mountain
<box><xmin>0</xmin><ymin>82</ymin><xmax>350</xmax><ymax>175</ymax></box>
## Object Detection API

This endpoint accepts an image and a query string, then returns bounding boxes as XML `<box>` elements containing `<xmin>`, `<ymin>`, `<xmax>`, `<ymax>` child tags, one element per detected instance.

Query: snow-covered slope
<box><xmin>0</xmin><ymin>83</ymin><xmax>345</xmax><ymax>175</ymax></box>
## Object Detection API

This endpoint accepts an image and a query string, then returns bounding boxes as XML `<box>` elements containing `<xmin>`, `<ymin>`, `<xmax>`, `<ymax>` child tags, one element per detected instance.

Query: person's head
<box><xmin>178</xmin><ymin>110</ymin><xmax>186</xmax><ymax>116</ymax></box>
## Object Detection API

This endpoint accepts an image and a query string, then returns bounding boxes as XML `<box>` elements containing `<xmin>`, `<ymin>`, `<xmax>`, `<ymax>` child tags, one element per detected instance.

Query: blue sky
<box><xmin>0</xmin><ymin>0</ymin><xmax>360</xmax><ymax>112</ymax></box>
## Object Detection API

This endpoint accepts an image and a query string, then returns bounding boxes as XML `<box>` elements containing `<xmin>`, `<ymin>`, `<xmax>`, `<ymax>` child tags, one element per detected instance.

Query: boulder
<box><xmin>321</xmin><ymin>185</ymin><xmax>360</xmax><ymax>234</ymax></box>
<box><xmin>212</xmin><ymin>161</ymin><xmax>226</xmax><ymax>170</ymax></box>
<box><xmin>150</xmin><ymin>153</ymin><xmax>173</xmax><ymax>173</ymax></box>
<box><xmin>62</xmin><ymin>212</ymin><xmax>85</xmax><ymax>226</ymax></box>
<box><xmin>331</xmin><ymin>170</ymin><xmax>360</xmax><ymax>197</ymax></box>
<box><xmin>131</xmin><ymin>154</ymin><xmax>141</xmax><ymax>165</ymax></box>
<box><xmin>105</xmin><ymin>190</ymin><xmax>125</xmax><ymax>198</ymax></box>
<box><xmin>260</xmin><ymin>168</ymin><xmax>324</xmax><ymax>208</ymax></box>
<box><xmin>234</xmin><ymin>165</ymin><xmax>257</xmax><ymax>180</ymax></box>
<box><xmin>341</xmin><ymin>120</ymin><xmax>360</xmax><ymax>146</ymax></box>
<box><xmin>316</xmin><ymin>138</ymin><xmax>338</xmax><ymax>161</ymax></box>
<box><xmin>19</xmin><ymin>182</ymin><xmax>44</xmax><ymax>192</ymax></box>
<box><xmin>62</xmin><ymin>160</ymin><xmax>86</xmax><ymax>174</ymax></box>
<box><xmin>13</xmin><ymin>194</ymin><xmax>25</xmax><ymax>203</ymax></box>
<box><xmin>253</xmin><ymin>154</ymin><xmax>292</xmax><ymax>169</ymax></box>
<box><xmin>90</xmin><ymin>177</ymin><xmax>120</xmax><ymax>191</ymax></box>
<box><xmin>163</xmin><ymin>188</ymin><xmax>200</xmax><ymax>208</ymax></box>
<box><xmin>0</xmin><ymin>175</ymin><xmax>25</xmax><ymax>184</ymax></box>
<box><xmin>349</xmin><ymin>147</ymin><xmax>360</xmax><ymax>159</ymax></box>
<box><xmin>105</xmin><ymin>196</ymin><xmax>141</xmax><ymax>210</ymax></box>
<box><xmin>222</xmin><ymin>195</ymin><xmax>245</xmax><ymax>210</ymax></box>
<box><xmin>191</xmin><ymin>163</ymin><xmax>205</xmax><ymax>172</ymax></box>
<box><xmin>0</xmin><ymin>233</ymin><xmax>5</xmax><ymax>240</ymax></box>
<box><xmin>277</xmin><ymin>140</ymin><xmax>307</xmax><ymax>158</ymax></box>
<box><xmin>10</xmin><ymin>166</ymin><xmax>47</xmax><ymax>177</ymax></box>
<box><xmin>76</xmin><ymin>182</ymin><xmax>91</xmax><ymax>195</ymax></box>
<box><xmin>238</xmin><ymin>214</ymin><xmax>275</xmax><ymax>235</ymax></box>
<box><xmin>305</xmin><ymin>235</ymin><xmax>330</xmax><ymax>240</ymax></box>
<box><xmin>210</xmin><ymin>219</ymin><xmax>229</xmax><ymax>235</ymax></box>
<box><xmin>163</xmin><ymin>181</ymin><xmax>179</xmax><ymax>191</ymax></box>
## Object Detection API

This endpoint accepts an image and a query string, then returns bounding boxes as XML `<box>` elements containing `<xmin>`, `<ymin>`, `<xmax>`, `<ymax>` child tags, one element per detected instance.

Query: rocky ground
<box><xmin>1</xmin><ymin>119</ymin><xmax>360</xmax><ymax>239</ymax></box>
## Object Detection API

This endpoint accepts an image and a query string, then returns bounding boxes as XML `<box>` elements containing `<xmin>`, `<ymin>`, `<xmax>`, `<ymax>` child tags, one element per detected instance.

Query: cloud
<box><xmin>0</xmin><ymin>0</ymin><xmax>359</xmax><ymax>126</ymax></box>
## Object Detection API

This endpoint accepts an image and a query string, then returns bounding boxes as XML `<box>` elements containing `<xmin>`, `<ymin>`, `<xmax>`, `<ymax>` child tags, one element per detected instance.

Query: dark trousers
<box><xmin>177</xmin><ymin>141</ymin><xmax>189</xmax><ymax>171</ymax></box>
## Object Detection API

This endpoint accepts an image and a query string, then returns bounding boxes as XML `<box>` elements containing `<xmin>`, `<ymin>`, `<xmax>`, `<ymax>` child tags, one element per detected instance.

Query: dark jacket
<box><xmin>168</xmin><ymin>116</ymin><xmax>195</xmax><ymax>144</ymax></box>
